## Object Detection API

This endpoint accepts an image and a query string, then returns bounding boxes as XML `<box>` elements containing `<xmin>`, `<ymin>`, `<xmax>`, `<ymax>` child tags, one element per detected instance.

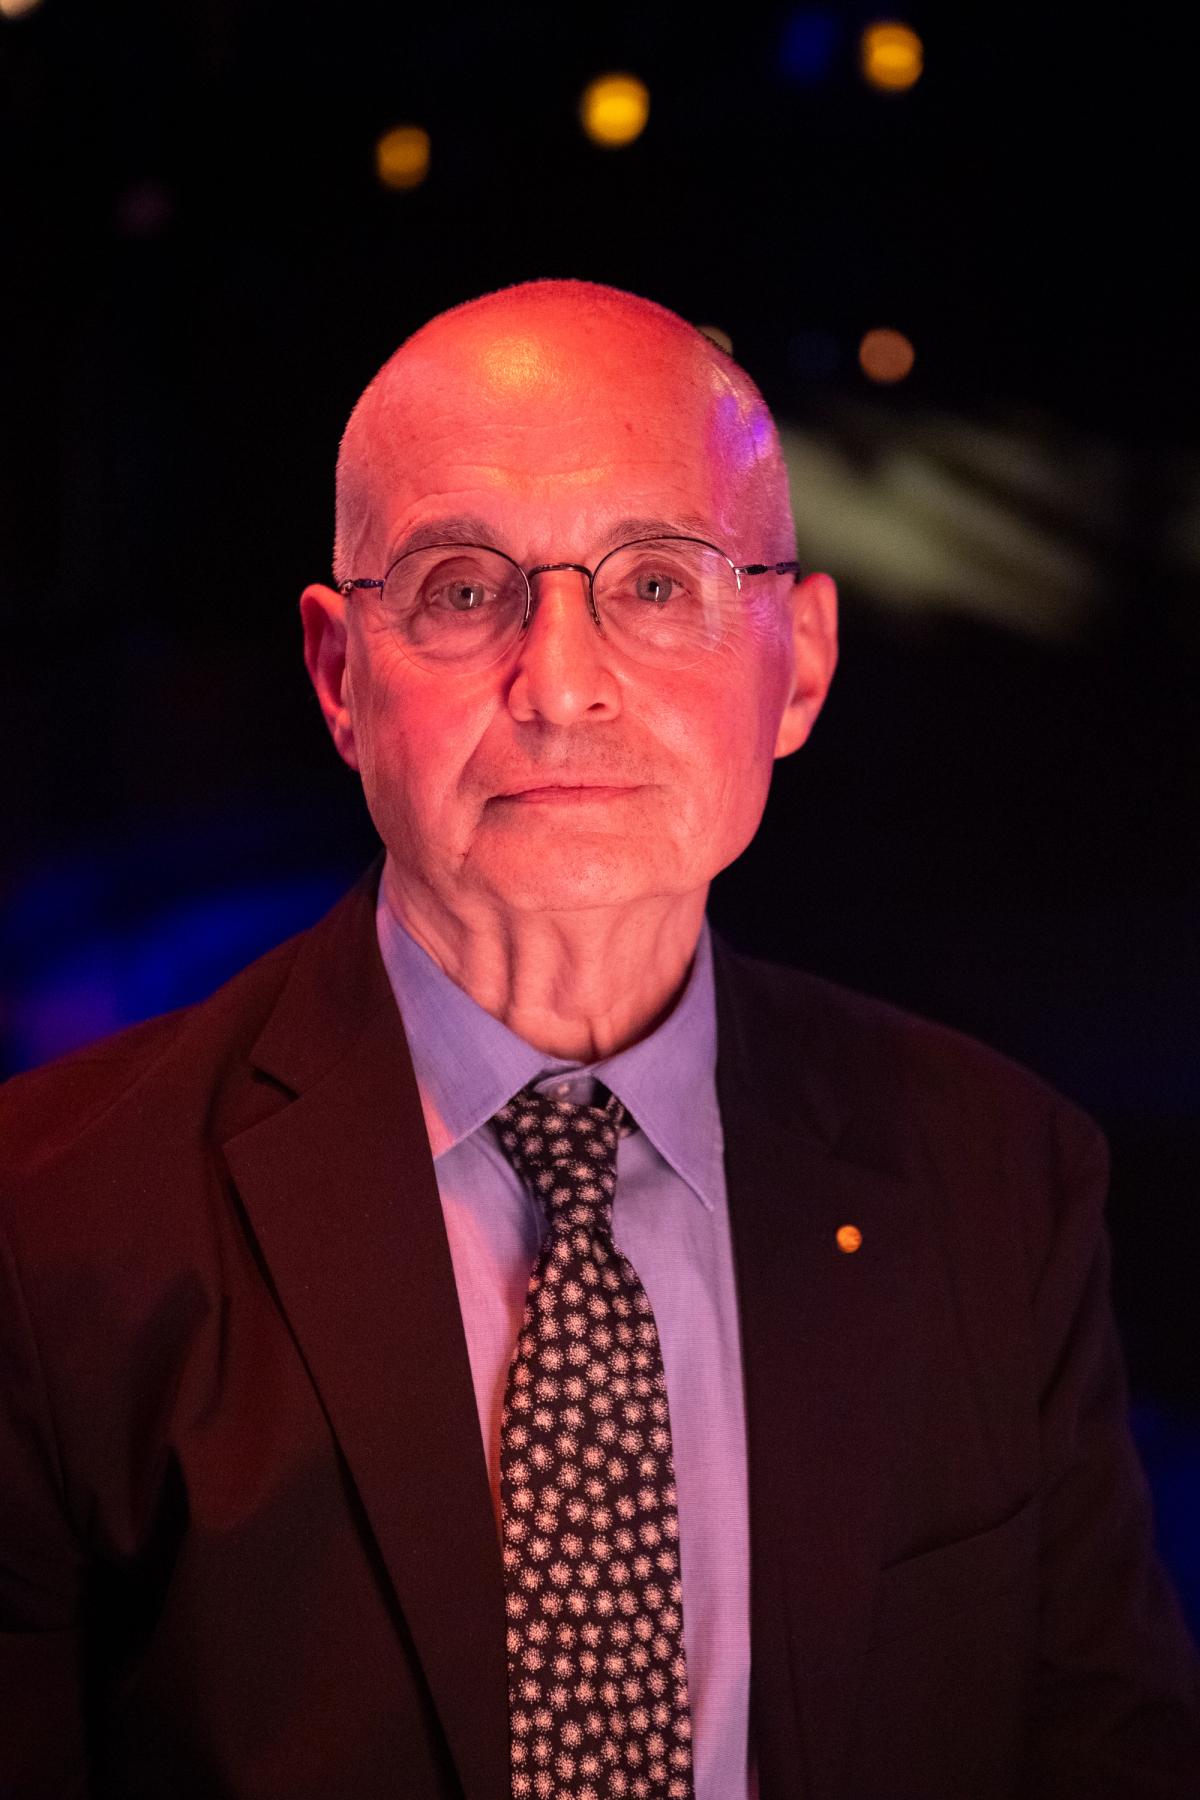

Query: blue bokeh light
<box><xmin>777</xmin><ymin>8</ymin><xmax>839</xmax><ymax>85</ymax></box>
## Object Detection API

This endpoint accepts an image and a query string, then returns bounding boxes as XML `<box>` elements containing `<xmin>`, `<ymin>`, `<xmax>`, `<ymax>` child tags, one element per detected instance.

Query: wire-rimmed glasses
<box><xmin>338</xmin><ymin>535</ymin><xmax>803</xmax><ymax>673</ymax></box>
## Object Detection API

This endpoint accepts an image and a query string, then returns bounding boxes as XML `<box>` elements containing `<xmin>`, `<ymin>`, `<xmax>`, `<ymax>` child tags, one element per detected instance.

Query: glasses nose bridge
<box><xmin>523</xmin><ymin>560</ymin><xmax>601</xmax><ymax>631</ymax></box>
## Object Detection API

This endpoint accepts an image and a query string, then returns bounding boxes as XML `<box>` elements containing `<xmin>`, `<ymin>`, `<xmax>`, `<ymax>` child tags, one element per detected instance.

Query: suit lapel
<box><xmin>223</xmin><ymin>867</ymin><xmax>509</xmax><ymax>1800</ymax></box>
<box><xmin>714</xmin><ymin>940</ymin><xmax>921</xmax><ymax>1800</ymax></box>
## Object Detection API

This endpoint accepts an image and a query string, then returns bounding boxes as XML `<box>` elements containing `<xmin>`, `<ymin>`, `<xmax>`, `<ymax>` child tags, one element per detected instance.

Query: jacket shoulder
<box><xmin>713</xmin><ymin>938</ymin><xmax>1105</xmax><ymax>1166</ymax></box>
<box><xmin>0</xmin><ymin>927</ymin><xmax>306</xmax><ymax>1193</ymax></box>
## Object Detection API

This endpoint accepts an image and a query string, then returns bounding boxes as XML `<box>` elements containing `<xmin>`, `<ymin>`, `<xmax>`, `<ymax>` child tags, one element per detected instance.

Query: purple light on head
<box><xmin>708</xmin><ymin>391</ymin><xmax>772</xmax><ymax>479</ymax></box>
<box><xmin>747</xmin><ymin>406</ymin><xmax>774</xmax><ymax>459</ymax></box>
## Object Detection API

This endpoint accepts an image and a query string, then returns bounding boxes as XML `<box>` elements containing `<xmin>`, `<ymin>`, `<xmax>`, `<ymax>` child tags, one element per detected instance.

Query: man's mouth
<box><xmin>493</xmin><ymin>783</ymin><xmax>640</xmax><ymax>803</ymax></box>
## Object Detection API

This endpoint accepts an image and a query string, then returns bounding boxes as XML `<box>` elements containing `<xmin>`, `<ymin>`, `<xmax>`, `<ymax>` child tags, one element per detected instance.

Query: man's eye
<box><xmin>633</xmin><ymin>571</ymin><xmax>678</xmax><ymax>606</ymax></box>
<box><xmin>427</xmin><ymin>579</ymin><xmax>495</xmax><ymax>613</ymax></box>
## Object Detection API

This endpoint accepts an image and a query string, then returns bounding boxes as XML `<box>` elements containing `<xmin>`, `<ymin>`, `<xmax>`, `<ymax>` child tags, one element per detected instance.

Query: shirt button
<box><xmin>554</xmin><ymin>1082</ymin><xmax>572</xmax><ymax>1099</ymax></box>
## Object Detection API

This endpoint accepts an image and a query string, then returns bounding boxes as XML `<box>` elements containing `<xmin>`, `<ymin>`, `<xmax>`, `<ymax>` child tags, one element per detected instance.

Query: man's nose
<box><xmin>505</xmin><ymin>569</ymin><xmax>622</xmax><ymax>727</ymax></box>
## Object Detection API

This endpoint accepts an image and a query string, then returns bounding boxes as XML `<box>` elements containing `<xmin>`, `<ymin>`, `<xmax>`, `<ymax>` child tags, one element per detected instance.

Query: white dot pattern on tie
<box><xmin>492</xmin><ymin>1085</ymin><xmax>695</xmax><ymax>1800</ymax></box>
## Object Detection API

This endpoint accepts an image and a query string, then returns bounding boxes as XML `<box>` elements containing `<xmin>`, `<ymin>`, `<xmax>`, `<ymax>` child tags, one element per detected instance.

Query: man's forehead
<box><xmin>382</xmin><ymin>333</ymin><xmax>719</xmax><ymax>447</ymax></box>
<box><xmin>427</xmin><ymin>324</ymin><xmax>599</xmax><ymax>404</ymax></box>
<box><xmin>335</xmin><ymin>282</ymin><xmax>791</xmax><ymax>571</ymax></box>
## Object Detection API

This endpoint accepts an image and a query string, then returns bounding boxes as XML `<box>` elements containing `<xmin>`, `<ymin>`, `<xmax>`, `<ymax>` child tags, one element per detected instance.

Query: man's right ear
<box><xmin>300</xmin><ymin>583</ymin><xmax>360</xmax><ymax>771</ymax></box>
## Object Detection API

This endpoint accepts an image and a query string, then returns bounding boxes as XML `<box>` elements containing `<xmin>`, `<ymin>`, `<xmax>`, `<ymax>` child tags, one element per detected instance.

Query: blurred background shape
<box><xmin>858</xmin><ymin>325</ymin><xmax>915</xmax><ymax>383</ymax></box>
<box><xmin>859</xmin><ymin>20</ymin><xmax>924</xmax><ymax>92</ymax></box>
<box><xmin>375</xmin><ymin>124</ymin><xmax>432</xmax><ymax>191</ymax></box>
<box><xmin>579</xmin><ymin>71</ymin><xmax>650</xmax><ymax>147</ymax></box>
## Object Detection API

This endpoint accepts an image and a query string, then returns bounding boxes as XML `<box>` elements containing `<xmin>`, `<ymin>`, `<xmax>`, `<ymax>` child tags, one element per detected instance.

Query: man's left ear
<box><xmin>774</xmin><ymin>571</ymin><xmax>839</xmax><ymax>759</ymax></box>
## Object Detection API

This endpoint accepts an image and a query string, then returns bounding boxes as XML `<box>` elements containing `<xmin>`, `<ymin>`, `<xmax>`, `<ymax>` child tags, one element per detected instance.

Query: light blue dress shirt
<box><xmin>375</xmin><ymin>893</ymin><xmax>753</xmax><ymax>1800</ymax></box>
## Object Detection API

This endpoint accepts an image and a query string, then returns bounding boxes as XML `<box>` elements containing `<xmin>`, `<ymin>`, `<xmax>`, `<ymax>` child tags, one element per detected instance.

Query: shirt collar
<box><xmin>375</xmin><ymin>886</ymin><xmax>722</xmax><ymax>1212</ymax></box>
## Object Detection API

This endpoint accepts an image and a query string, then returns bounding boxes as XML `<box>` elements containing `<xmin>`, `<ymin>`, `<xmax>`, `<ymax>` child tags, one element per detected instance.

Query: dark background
<box><xmin>2</xmin><ymin>2</ymin><xmax>1197</xmax><ymax>1623</ymax></box>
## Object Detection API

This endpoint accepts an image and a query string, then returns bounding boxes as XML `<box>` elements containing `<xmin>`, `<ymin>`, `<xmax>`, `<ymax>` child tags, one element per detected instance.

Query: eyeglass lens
<box><xmin>377</xmin><ymin>539</ymin><xmax>740</xmax><ymax>671</ymax></box>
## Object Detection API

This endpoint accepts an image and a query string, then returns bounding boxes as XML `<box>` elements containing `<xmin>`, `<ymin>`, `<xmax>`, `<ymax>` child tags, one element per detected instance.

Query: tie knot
<box><xmin>491</xmin><ymin>1084</ymin><xmax>628</xmax><ymax>1228</ymax></box>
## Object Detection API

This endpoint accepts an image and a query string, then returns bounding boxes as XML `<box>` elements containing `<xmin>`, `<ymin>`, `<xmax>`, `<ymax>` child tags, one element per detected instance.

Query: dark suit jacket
<box><xmin>2</xmin><ymin>863</ymin><xmax>1198</xmax><ymax>1800</ymax></box>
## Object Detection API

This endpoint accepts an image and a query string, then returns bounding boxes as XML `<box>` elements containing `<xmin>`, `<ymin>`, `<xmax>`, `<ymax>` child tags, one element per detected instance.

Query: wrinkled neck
<box><xmin>381</xmin><ymin>858</ymin><xmax>706</xmax><ymax>1061</ymax></box>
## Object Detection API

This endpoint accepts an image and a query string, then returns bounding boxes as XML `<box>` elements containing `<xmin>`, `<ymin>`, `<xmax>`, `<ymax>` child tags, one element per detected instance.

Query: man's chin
<box><xmin>466</xmin><ymin>838</ymin><xmax>669</xmax><ymax>916</ymax></box>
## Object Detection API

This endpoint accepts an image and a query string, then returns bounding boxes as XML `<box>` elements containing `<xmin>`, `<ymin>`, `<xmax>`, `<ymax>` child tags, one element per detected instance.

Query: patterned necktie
<box><xmin>491</xmin><ymin>1084</ymin><xmax>695</xmax><ymax>1800</ymax></box>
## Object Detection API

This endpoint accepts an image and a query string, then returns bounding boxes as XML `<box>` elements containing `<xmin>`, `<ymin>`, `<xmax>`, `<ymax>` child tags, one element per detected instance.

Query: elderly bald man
<box><xmin>1</xmin><ymin>282</ymin><xmax>1197</xmax><ymax>1800</ymax></box>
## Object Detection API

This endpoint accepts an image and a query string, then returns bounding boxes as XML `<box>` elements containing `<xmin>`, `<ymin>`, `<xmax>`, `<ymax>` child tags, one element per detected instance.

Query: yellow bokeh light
<box><xmin>0</xmin><ymin>0</ymin><xmax>46</xmax><ymax>16</ymax></box>
<box><xmin>580</xmin><ymin>73</ymin><xmax>650</xmax><ymax>148</ymax></box>
<box><xmin>836</xmin><ymin>1224</ymin><xmax>864</xmax><ymax>1254</ymax></box>
<box><xmin>860</xmin><ymin>21</ymin><xmax>924</xmax><ymax>92</ymax></box>
<box><xmin>858</xmin><ymin>327</ymin><xmax>915</xmax><ymax>384</ymax></box>
<box><xmin>375</xmin><ymin>125</ymin><xmax>431</xmax><ymax>191</ymax></box>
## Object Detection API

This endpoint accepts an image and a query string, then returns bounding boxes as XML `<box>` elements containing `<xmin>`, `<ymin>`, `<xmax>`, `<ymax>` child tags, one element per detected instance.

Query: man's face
<box><xmin>304</xmin><ymin>302</ymin><xmax>833</xmax><ymax>923</ymax></box>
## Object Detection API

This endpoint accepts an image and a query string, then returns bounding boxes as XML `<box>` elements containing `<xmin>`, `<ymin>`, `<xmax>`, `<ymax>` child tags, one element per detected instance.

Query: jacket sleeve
<box><xmin>0</xmin><ymin>1222</ymin><xmax>90</xmax><ymax>1800</ymax></box>
<box><xmin>1027</xmin><ymin>1105</ymin><xmax>1200</xmax><ymax>1797</ymax></box>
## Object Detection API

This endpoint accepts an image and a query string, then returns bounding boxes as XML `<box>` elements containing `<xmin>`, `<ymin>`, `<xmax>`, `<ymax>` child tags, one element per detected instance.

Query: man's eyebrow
<box><xmin>603</xmin><ymin>515</ymin><xmax>723</xmax><ymax>548</ymax></box>
<box><xmin>388</xmin><ymin>517</ymin><xmax>499</xmax><ymax>559</ymax></box>
<box><xmin>387</xmin><ymin>513</ymin><xmax>726</xmax><ymax>564</ymax></box>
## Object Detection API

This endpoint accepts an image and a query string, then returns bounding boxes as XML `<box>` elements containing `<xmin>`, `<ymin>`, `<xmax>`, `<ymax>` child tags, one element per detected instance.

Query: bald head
<box><xmin>333</xmin><ymin>279</ymin><xmax>795</xmax><ymax>581</ymax></box>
